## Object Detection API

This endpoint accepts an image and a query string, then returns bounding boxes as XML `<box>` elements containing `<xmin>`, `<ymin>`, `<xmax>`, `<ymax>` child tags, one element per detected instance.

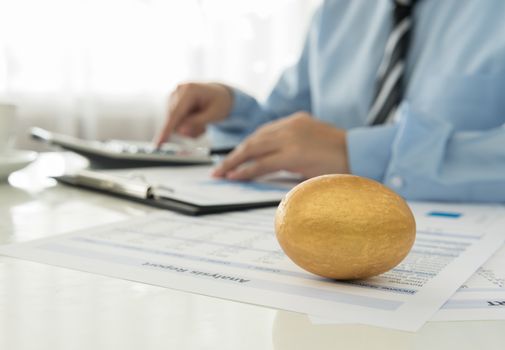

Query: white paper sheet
<box><xmin>1</xmin><ymin>202</ymin><xmax>504</xmax><ymax>331</ymax></box>
<box><xmin>312</xmin><ymin>245</ymin><xmax>505</xmax><ymax>324</ymax></box>
<box><xmin>431</xmin><ymin>243</ymin><xmax>505</xmax><ymax>321</ymax></box>
<box><xmin>311</xmin><ymin>203</ymin><xmax>505</xmax><ymax>325</ymax></box>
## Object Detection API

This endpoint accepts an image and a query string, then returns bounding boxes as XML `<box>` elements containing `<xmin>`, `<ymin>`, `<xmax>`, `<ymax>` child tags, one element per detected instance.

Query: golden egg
<box><xmin>275</xmin><ymin>174</ymin><xmax>416</xmax><ymax>280</ymax></box>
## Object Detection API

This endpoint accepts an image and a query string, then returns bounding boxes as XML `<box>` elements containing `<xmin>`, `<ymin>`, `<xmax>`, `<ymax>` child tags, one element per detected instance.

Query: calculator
<box><xmin>31</xmin><ymin>127</ymin><xmax>214</xmax><ymax>168</ymax></box>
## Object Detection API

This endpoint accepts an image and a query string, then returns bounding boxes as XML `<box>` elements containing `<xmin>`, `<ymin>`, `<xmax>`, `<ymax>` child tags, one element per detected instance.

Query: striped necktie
<box><xmin>367</xmin><ymin>0</ymin><xmax>416</xmax><ymax>126</ymax></box>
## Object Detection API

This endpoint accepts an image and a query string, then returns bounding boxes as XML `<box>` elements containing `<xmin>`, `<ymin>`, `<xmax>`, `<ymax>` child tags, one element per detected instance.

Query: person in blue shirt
<box><xmin>155</xmin><ymin>0</ymin><xmax>505</xmax><ymax>202</ymax></box>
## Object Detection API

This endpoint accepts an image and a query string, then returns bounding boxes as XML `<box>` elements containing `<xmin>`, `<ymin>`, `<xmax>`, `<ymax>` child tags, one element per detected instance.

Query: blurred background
<box><xmin>0</xmin><ymin>0</ymin><xmax>321</xmax><ymax>149</ymax></box>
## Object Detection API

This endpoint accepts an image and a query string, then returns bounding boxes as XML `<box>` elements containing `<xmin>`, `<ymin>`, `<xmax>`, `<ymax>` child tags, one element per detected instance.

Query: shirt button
<box><xmin>389</xmin><ymin>176</ymin><xmax>404</xmax><ymax>188</ymax></box>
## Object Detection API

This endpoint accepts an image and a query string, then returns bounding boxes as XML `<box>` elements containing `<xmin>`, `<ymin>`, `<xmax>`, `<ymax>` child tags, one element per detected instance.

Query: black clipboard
<box><xmin>55</xmin><ymin>171</ymin><xmax>282</xmax><ymax>216</ymax></box>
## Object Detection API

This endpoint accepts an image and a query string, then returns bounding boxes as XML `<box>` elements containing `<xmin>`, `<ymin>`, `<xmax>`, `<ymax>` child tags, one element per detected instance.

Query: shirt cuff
<box><xmin>212</xmin><ymin>87</ymin><xmax>259</xmax><ymax>132</ymax></box>
<box><xmin>208</xmin><ymin>87</ymin><xmax>261</xmax><ymax>148</ymax></box>
<box><xmin>346</xmin><ymin>124</ymin><xmax>398</xmax><ymax>182</ymax></box>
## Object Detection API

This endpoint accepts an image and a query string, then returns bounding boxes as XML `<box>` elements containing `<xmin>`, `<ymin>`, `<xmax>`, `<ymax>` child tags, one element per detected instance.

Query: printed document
<box><xmin>431</xmin><ymin>243</ymin><xmax>505</xmax><ymax>321</ymax></box>
<box><xmin>312</xmin><ymin>245</ymin><xmax>505</xmax><ymax>324</ymax></box>
<box><xmin>311</xmin><ymin>203</ymin><xmax>505</xmax><ymax>325</ymax></box>
<box><xmin>0</xmin><ymin>202</ymin><xmax>504</xmax><ymax>331</ymax></box>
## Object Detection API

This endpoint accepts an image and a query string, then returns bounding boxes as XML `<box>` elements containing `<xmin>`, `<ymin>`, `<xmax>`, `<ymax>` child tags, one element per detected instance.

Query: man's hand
<box><xmin>154</xmin><ymin>83</ymin><xmax>233</xmax><ymax>147</ymax></box>
<box><xmin>212</xmin><ymin>112</ymin><xmax>350</xmax><ymax>180</ymax></box>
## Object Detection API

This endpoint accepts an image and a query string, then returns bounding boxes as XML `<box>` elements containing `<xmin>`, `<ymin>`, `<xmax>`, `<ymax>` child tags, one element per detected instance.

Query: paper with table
<box><xmin>310</xmin><ymin>204</ymin><xmax>505</xmax><ymax>325</ymax></box>
<box><xmin>311</xmin><ymin>246</ymin><xmax>505</xmax><ymax>324</ymax></box>
<box><xmin>1</xmin><ymin>202</ymin><xmax>504</xmax><ymax>331</ymax></box>
<box><xmin>431</xmin><ymin>243</ymin><xmax>505</xmax><ymax>321</ymax></box>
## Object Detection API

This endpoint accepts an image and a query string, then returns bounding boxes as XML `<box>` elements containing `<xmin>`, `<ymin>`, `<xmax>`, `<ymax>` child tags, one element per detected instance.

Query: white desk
<box><xmin>1</xmin><ymin>153</ymin><xmax>504</xmax><ymax>350</ymax></box>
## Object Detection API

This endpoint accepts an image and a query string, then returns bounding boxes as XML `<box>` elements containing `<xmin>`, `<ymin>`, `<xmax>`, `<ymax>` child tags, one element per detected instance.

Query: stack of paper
<box><xmin>1</xmin><ymin>201</ymin><xmax>504</xmax><ymax>331</ymax></box>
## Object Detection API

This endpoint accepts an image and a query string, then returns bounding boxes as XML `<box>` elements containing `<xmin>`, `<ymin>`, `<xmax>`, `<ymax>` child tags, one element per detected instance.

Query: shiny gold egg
<box><xmin>275</xmin><ymin>174</ymin><xmax>416</xmax><ymax>280</ymax></box>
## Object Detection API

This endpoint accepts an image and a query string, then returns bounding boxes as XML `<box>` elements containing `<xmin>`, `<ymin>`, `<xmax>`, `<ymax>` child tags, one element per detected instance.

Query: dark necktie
<box><xmin>368</xmin><ymin>0</ymin><xmax>416</xmax><ymax>126</ymax></box>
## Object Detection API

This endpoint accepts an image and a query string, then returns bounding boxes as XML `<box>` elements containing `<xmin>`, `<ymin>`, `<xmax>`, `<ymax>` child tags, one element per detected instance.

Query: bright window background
<box><xmin>0</xmin><ymin>0</ymin><xmax>321</xmax><ymax>147</ymax></box>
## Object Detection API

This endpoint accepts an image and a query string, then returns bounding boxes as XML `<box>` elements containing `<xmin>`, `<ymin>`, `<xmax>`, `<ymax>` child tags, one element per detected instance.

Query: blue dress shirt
<box><xmin>209</xmin><ymin>0</ymin><xmax>505</xmax><ymax>202</ymax></box>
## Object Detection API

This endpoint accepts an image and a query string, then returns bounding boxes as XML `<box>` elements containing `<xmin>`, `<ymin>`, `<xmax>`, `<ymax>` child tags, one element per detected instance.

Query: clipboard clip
<box><xmin>74</xmin><ymin>169</ymin><xmax>175</xmax><ymax>200</ymax></box>
<box><xmin>127</xmin><ymin>173</ymin><xmax>175</xmax><ymax>199</ymax></box>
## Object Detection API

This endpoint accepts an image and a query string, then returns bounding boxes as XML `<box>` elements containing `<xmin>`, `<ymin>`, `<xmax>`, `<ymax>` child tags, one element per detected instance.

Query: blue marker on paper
<box><xmin>427</xmin><ymin>211</ymin><xmax>462</xmax><ymax>219</ymax></box>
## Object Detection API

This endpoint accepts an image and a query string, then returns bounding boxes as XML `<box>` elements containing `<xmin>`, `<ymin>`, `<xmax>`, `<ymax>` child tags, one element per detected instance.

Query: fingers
<box><xmin>177</xmin><ymin>123</ymin><xmax>206</xmax><ymax>138</ymax></box>
<box><xmin>225</xmin><ymin>153</ymin><xmax>283</xmax><ymax>180</ymax></box>
<box><xmin>212</xmin><ymin>130</ymin><xmax>280</xmax><ymax>178</ymax></box>
<box><xmin>154</xmin><ymin>83</ymin><xmax>233</xmax><ymax>146</ymax></box>
<box><xmin>210</xmin><ymin>111</ymin><xmax>349</xmax><ymax>181</ymax></box>
<box><xmin>154</xmin><ymin>89</ymin><xmax>194</xmax><ymax>147</ymax></box>
<box><xmin>176</xmin><ymin>108</ymin><xmax>217</xmax><ymax>137</ymax></box>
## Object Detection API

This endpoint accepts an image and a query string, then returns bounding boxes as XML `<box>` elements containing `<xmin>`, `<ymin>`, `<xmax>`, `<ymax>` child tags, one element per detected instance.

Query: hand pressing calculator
<box><xmin>30</xmin><ymin>127</ymin><xmax>214</xmax><ymax>168</ymax></box>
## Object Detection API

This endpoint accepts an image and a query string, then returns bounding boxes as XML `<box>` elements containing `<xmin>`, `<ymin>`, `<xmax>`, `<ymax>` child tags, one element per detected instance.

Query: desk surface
<box><xmin>1</xmin><ymin>153</ymin><xmax>504</xmax><ymax>350</ymax></box>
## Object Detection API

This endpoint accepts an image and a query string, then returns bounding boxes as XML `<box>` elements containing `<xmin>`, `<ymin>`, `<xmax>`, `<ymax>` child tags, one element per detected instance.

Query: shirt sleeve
<box><xmin>208</xmin><ymin>7</ymin><xmax>321</xmax><ymax>148</ymax></box>
<box><xmin>347</xmin><ymin>103</ymin><xmax>505</xmax><ymax>202</ymax></box>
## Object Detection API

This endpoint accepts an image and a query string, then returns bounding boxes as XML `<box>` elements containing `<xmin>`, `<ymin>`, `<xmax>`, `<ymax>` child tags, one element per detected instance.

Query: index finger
<box><xmin>153</xmin><ymin>91</ymin><xmax>193</xmax><ymax>147</ymax></box>
<box><xmin>212</xmin><ymin>145</ymin><xmax>251</xmax><ymax>178</ymax></box>
<box><xmin>212</xmin><ymin>133</ymin><xmax>279</xmax><ymax>178</ymax></box>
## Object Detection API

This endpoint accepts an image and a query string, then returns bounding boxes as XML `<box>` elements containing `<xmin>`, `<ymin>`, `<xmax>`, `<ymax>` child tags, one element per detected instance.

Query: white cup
<box><xmin>0</xmin><ymin>103</ymin><xmax>17</xmax><ymax>155</ymax></box>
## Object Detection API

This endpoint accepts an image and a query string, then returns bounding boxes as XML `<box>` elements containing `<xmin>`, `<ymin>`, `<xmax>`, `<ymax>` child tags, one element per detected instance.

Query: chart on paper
<box><xmin>0</xmin><ymin>202</ymin><xmax>504</xmax><ymax>331</ymax></box>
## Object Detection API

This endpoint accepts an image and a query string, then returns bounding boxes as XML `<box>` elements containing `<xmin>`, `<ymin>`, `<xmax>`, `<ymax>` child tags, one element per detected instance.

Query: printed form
<box><xmin>312</xmin><ymin>244</ymin><xmax>505</xmax><ymax>324</ymax></box>
<box><xmin>0</xmin><ymin>202</ymin><xmax>504</xmax><ymax>331</ymax></box>
<box><xmin>311</xmin><ymin>203</ymin><xmax>505</xmax><ymax>325</ymax></box>
<box><xmin>431</xmin><ymin>243</ymin><xmax>505</xmax><ymax>321</ymax></box>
